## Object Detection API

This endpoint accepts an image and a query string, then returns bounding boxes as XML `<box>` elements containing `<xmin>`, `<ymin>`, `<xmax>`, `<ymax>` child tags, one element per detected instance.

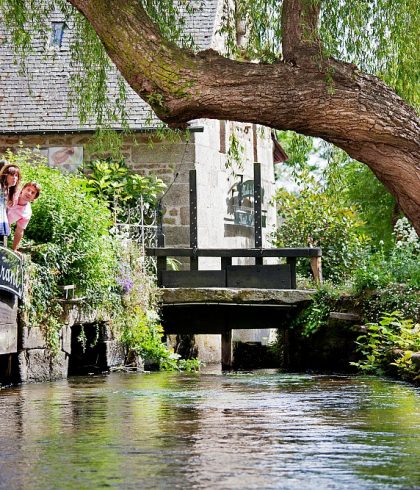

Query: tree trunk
<box><xmin>68</xmin><ymin>0</ymin><xmax>420</xmax><ymax>234</ymax></box>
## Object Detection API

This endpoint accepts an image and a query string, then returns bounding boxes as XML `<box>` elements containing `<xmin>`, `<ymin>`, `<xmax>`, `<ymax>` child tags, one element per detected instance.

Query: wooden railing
<box><xmin>146</xmin><ymin>247</ymin><xmax>322</xmax><ymax>289</ymax></box>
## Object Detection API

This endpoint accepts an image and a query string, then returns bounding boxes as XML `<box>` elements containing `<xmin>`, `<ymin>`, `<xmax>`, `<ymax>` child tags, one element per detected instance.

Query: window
<box><xmin>50</xmin><ymin>22</ymin><xmax>66</xmax><ymax>48</ymax></box>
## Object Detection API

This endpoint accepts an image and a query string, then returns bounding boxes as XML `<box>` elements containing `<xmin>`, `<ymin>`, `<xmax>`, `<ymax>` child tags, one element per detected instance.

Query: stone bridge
<box><xmin>159</xmin><ymin>287</ymin><xmax>316</xmax><ymax>367</ymax></box>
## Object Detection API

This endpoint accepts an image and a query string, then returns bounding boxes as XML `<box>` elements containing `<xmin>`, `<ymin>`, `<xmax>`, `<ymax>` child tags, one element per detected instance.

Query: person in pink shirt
<box><xmin>7</xmin><ymin>181</ymin><xmax>41</xmax><ymax>252</ymax></box>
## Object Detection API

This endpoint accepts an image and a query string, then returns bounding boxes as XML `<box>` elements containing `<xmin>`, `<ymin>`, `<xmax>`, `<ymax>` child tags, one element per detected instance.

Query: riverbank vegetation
<box><xmin>1</xmin><ymin>147</ymin><xmax>197</xmax><ymax>371</ymax></box>
<box><xmin>274</xmin><ymin>136</ymin><xmax>420</xmax><ymax>383</ymax></box>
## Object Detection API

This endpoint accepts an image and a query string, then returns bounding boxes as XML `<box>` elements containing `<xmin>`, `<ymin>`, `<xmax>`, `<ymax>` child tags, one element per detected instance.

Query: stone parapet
<box><xmin>161</xmin><ymin>287</ymin><xmax>316</xmax><ymax>305</ymax></box>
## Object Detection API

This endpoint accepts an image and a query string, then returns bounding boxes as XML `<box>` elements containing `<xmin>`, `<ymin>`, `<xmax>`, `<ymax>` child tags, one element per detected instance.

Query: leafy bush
<box><xmin>325</xmin><ymin>158</ymin><xmax>397</xmax><ymax>249</ymax></box>
<box><xmin>360</xmin><ymin>285</ymin><xmax>420</xmax><ymax>326</ymax></box>
<box><xmin>273</xmin><ymin>170</ymin><xmax>367</xmax><ymax>283</ymax></box>
<box><xmin>292</xmin><ymin>284</ymin><xmax>340</xmax><ymax>337</ymax></box>
<box><xmin>116</xmin><ymin>241</ymin><xmax>199</xmax><ymax>371</ymax></box>
<box><xmin>82</xmin><ymin>158</ymin><xmax>166</xmax><ymax>222</ymax></box>
<box><xmin>4</xmin><ymin>149</ymin><xmax>119</xmax><ymax>301</ymax></box>
<box><xmin>354</xmin><ymin>218</ymin><xmax>420</xmax><ymax>291</ymax></box>
<box><xmin>351</xmin><ymin>311</ymin><xmax>420</xmax><ymax>382</ymax></box>
<box><xmin>2</xmin><ymin>149</ymin><xmax>120</xmax><ymax>351</ymax></box>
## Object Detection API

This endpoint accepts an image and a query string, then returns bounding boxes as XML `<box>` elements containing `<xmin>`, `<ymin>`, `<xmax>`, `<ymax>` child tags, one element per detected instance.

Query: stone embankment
<box><xmin>0</xmin><ymin>293</ymin><xmax>125</xmax><ymax>385</ymax></box>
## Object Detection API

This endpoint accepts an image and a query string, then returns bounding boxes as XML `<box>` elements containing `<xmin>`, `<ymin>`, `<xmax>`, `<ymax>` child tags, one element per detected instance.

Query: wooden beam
<box><xmin>286</xmin><ymin>257</ymin><xmax>297</xmax><ymax>289</ymax></box>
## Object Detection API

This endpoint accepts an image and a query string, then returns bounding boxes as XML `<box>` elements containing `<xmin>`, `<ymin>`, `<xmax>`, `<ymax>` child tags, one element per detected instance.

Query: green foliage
<box><xmin>2</xmin><ymin>147</ymin><xmax>120</xmax><ymax>350</ymax></box>
<box><xmin>323</xmin><ymin>149</ymin><xmax>397</xmax><ymax>248</ymax></box>
<box><xmin>276</xmin><ymin>131</ymin><xmax>316</xmax><ymax>173</ymax></box>
<box><xmin>219</xmin><ymin>0</ymin><xmax>283</xmax><ymax>62</ymax></box>
<box><xmin>142</xmin><ymin>0</ymin><xmax>203</xmax><ymax>50</ymax></box>
<box><xmin>351</xmin><ymin>311</ymin><xmax>420</xmax><ymax>382</ymax></box>
<box><xmin>273</xmin><ymin>169</ymin><xmax>367</xmax><ymax>282</ymax></box>
<box><xmin>275</xmin><ymin>137</ymin><xmax>397</xmax><ymax>249</ymax></box>
<box><xmin>116</xmin><ymin>242</ymin><xmax>199</xmax><ymax>371</ymax></box>
<box><xmin>82</xmin><ymin>158</ymin><xmax>166</xmax><ymax>222</ymax></box>
<box><xmin>218</xmin><ymin>0</ymin><xmax>419</xmax><ymax>108</ymax></box>
<box><xmin>320</xmin><ymin>0</ymin><xmax>420</xmax><ymax>108</ymax></box>
<box><xmin>360</xmin><ymin>285</ymin><xmax>419</xmax><ymax>327</ymax></box>
<box><xmin>353</xmin><ymin>218</ymin><xmax>420</xmax><ymax>292</ymax></box>
<box><xmin>69</xmin><ymin>11</ymin><xmax>129</xmax><ymax>129</ymax></box>
<box><xmin>295</xmin><ymin>284</ymin><xmax>340</xmax><ymax>337</ymax></box>
<box><xmin>4</xmin><ymin>148</ymin><xmax>118</xmax><ymax>297</ymax></box>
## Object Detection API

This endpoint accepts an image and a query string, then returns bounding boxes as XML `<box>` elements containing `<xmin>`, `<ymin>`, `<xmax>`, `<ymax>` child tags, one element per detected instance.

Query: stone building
<box><xmin>0</xmin><ymin>2</ymin><xmax>286</xmax><ymax>366</ymax></box>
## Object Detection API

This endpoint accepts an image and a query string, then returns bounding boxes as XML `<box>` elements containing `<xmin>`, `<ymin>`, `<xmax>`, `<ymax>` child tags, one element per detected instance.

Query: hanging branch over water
<box><xmin>1</xmin><ymin>0</ymin><xmax>419</xmax><ymax>233</ymax></box>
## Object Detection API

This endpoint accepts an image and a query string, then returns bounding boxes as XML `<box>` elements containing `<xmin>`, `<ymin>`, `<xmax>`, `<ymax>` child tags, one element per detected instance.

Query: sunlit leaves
<box><xmin>274</xmin><ymin>168</ymin><xmax>367</xmax><ymax>282</ymax></box>
<box><xmin>219</xmin><ymin>0</ymin><xmax>283</xmax><ymax>61</ymax></box>
<box><xmin>320</xmin><ymin>0</ymin><xmax>419</xmax><ymax>108</ymax></box>
<box><xmin>276</xmin><ymin>131</ymin><xmax>316</xmax><ymax>172</ymax></box>
<box><xmin>219</xmin><ymin>0</ymin><xmax>418</xmax><ymax>108</ymax></box>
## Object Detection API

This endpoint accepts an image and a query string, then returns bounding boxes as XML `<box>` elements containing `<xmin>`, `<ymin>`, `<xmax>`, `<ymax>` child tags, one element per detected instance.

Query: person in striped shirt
<box><xmin>0</xmin><ymin>163</ymin><xmax>21</xmax><ymax>247</ymax></box>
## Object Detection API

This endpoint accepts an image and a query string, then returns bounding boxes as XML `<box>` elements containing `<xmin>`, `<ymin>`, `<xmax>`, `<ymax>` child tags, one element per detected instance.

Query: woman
<box><xmin>0</xmin><ymin>163</ymin><xmax>21</xmax><ymax>246</ymax></box>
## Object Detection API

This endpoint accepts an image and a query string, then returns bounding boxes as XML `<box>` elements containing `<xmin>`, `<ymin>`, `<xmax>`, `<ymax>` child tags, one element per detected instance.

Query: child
<box><xmin>0</xmin><ymin>164</ymin><xmax>21</xmax><ymax>246</ymax></box>
<box><xmin>7</xmin><ymin>181</ymin><xmax>41</xmax><ymax>252</ymax></box>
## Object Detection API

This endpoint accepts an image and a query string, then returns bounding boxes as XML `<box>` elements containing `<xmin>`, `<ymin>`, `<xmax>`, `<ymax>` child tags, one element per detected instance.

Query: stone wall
<box><xmin>0</xmin><ymin>279</ymin><xmax>127</xmax><ymax>384</ymax></box>
<box><xmin>0</xmin><ymin>292</ymin><xmax>18</xmax><ymax>355</ymax></box>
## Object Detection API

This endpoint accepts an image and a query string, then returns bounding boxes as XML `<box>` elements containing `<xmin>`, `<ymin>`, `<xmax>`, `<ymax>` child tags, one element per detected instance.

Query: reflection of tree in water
<box><xmin>0</xmin><ymin>374</ymin><xmax>419</xmax><ymax>488</ymax></box>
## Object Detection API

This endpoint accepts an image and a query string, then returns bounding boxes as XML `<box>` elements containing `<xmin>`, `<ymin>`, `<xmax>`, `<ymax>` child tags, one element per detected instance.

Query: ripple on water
<box><xmin>0</xmin><ymin>371</ymin><xmax>419</xmax><ymax>490</ymax></box>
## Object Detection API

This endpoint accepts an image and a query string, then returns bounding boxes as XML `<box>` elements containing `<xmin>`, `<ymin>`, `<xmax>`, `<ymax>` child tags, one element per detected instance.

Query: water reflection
<box><xmin>0</xmin><ymin>371</ymin><xmax>419</xmax><ymax>489</ymax></box>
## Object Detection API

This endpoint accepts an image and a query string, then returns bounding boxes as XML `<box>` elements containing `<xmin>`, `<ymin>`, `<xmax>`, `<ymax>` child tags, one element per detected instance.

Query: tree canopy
<box><xmin>0</xmin><ymin>0</ymin><xmax>419</xmax><ymax>232</ymax></box>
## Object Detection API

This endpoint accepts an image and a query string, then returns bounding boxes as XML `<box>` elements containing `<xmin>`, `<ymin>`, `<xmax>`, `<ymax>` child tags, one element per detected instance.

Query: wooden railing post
<box><xmin>156</xmin><ymin>257</ymin><xmax>166</xmax><ymax>287</ymax></box>
<box><xmin>221</xmin><ymin>257</ymin><xmax>232</xmax><ymax>271</ymax></box>
<box><xmin>310</xmin><ymin>256</ymin><xmax>323</xmax><ymax>284</ymax></box>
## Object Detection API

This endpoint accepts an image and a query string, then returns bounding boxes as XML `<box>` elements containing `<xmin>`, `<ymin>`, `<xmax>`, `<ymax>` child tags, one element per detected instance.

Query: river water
<box><xmin>0</xmin><ymin>369</ymin><xmax>419</xmax><ymax>490</ymax></box>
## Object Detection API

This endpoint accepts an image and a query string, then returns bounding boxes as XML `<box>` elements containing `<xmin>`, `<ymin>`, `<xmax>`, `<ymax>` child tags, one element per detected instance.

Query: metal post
<box><xmin>189</xmin><ymin>170</ymin><xmax>198</xmax><ymax>270</ymax></box>
<box><xmin>254</xmin><ymin>162</ymin><xmax>263</xmax><ymax>265</ymax></box>
<box><xmin>156</xmin><ymin>201</ymin><xmax>165</xmax><ymax>247</ymax></box>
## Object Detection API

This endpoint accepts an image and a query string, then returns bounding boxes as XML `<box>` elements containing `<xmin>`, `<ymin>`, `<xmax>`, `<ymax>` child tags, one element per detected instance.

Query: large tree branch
<box><xmin>281</xmin><ymin>0</ymin><xmax>322</xmax><ymax>64</ymax></box>
<box><xmin>68</xmin><ymin>0</ymin><xmax>420</xmax><ymax>234</ymax></box>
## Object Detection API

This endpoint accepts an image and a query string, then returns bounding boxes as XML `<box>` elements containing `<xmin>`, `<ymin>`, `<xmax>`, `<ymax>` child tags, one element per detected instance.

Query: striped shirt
<box><xmin>0</xmin><ymin>188</ymin><xmax>10</xmax><ymax>236</ymax></box>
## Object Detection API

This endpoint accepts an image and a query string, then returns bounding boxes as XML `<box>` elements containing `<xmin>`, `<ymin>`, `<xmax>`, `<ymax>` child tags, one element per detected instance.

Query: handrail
<box><xmin>146</xmin><ymin>246</ymin><xmax>323</xmax><ymax>287</ymax></box>
<box><xmin>146</xmin><ymin>247</ymin><xmax>322</xmax><ymax>258</ymax></box>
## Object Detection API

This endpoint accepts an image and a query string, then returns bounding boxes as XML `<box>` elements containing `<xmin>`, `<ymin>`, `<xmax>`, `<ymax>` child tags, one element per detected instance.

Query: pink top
<box><xmin>7</xmin><ymin>202</ymin><xmax>32</xmax><ymax>230</ymax></box>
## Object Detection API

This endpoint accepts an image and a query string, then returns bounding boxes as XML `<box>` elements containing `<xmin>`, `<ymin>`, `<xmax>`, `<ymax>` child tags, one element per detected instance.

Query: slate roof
<box><xmin>0</xmin><ymin>1</ymin><xmax>219</xmax><ymax>133</ymax></box>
